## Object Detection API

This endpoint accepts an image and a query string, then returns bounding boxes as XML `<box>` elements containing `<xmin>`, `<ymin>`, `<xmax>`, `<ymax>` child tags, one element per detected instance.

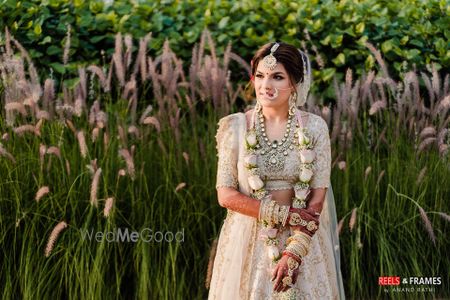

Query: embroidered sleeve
<box><xmin>310</xmin><ymin>116</ymin><xmax>331</xmax><ymax>189</ymax></box>
<box><xmin>215</xmin><ymin>115</ymin><xmax>239</xmax><ymax>189</ymax></box>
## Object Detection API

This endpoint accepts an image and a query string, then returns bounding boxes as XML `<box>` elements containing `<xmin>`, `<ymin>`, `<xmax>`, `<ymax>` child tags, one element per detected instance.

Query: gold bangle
<box><xmin>272</xmin><ymin>203</ymin><xmax>280</xmax><ymax>225</ymax></box>
<box><xmin>259</xmin><ymin>198</ymin><xmax>269</xmax><ymax>222</ymax></box>
<box><xmin>281</xmin><ymin>205</ymin><xmax>290</xmax><ymax>227</ymax></box>
<box><xmin>287</xmin><ymin>231</ymin><xmax>312</xmax><ymax>245</ymax></box>
<box><xmin>286</xmin><ymin>237</ymin><xmax>310</xmax><ymax>258</ymax></box>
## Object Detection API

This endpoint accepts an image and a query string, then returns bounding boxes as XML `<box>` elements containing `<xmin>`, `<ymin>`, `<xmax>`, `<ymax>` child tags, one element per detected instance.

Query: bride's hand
<box><xmin>271</xmin><ymin>255</ymin><xmax>299</xmax><ymax>293</ymax></box>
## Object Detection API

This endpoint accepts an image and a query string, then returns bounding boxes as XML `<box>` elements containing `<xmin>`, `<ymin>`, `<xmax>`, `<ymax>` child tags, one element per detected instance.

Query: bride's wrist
<box><xmin>286</xmin><ymin>207</ymin><xmax>320</xmax><ymax>235</ymax></box>
<box><xmin>258</xmin><ymin>196</ymin><xmax>291</xmax><ymax>226</ymax></box>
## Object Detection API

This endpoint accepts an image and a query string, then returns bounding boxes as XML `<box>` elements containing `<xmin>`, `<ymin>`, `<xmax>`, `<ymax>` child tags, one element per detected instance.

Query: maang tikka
<box><xmin>262</xmin><ymin>43</ymin><xmax>280</xmax><ymax>70</ymax></box>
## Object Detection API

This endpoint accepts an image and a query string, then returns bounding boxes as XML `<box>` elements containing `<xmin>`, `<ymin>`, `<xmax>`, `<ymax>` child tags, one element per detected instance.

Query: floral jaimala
<box><xmin>244</xmin><ymin>107</ymin><xmax>316</xmax><ymax>262</ymax></box>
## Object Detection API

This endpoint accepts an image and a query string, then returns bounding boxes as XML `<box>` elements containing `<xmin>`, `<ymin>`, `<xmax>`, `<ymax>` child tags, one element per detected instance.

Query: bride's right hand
<box><xmin>271</xmin><ymin>255</ymin><xmax>300</xmax><ymax>293</ymax></box>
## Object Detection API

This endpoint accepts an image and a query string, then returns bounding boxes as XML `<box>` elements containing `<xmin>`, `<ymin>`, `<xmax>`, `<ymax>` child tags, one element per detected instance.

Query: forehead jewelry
<box><xmin>262</xmin><ymin>43</ymin><xmax>280</xmax><ymax>70</ymax></box>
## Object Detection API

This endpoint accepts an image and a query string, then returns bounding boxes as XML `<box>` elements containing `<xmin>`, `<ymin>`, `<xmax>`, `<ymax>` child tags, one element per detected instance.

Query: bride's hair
<box><xmin>251</xmin><ymin>42</ymin><xmax>305</xmax><ymax>87</ymax></box>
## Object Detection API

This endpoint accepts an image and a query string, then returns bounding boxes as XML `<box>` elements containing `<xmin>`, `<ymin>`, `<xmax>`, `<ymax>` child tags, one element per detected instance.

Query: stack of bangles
<box><xmin>259</xmin><ymin>196</ymin><xmax>320</xmax><ymax>287</ymax></box>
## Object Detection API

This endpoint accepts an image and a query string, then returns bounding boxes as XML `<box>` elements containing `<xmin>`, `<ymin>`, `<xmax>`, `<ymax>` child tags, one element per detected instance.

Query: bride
<box><xmin>208</xmin><ymin>42</ymin><xmax>345</xmax><ymax>299</ymax></box>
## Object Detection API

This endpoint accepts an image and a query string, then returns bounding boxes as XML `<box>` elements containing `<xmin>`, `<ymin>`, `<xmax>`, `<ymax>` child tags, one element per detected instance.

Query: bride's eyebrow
<box><xmin>255</xmin><ymin>71</ymin><xmax>286</xmax><ymax>75</ymax></box>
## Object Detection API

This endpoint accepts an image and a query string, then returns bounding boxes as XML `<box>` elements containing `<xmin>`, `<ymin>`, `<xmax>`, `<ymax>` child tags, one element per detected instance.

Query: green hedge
<box><xmin>1</xmin><ymin>0</ymin><xmax>448</xmax><ymax>97</ymax></box>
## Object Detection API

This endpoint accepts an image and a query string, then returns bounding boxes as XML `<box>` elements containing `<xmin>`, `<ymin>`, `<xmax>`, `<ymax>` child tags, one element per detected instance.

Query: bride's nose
<box><xmin>260</xmin><ymin>77</ymin><xmax>273</xmax><ymax>91</ymax></box>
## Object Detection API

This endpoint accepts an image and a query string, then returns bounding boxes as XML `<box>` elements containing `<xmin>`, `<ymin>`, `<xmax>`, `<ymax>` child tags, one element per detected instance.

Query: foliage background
<box><xmin>0</xmin><ymin>0</ymin><xmax>449</xmax><ymax>98</ymax></box>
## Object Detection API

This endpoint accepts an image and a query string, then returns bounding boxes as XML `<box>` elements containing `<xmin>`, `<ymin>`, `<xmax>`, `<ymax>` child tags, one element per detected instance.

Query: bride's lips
<box><xmin>260</xmin><ymin>92</ymin><xmax>275</xmax><ymax>99</ymax></box>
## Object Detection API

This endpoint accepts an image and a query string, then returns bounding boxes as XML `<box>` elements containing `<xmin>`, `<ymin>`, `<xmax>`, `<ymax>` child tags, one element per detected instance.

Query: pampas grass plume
<box><xmin>77</xmin><ymin>130</ymin><xmax>88</xmax><ymax>158</ymax></box>
<box><xmin>44</xmin><ymin>221</ymin><xmax>67</xmax><ymax>257</ymax></box>
<box><xmin>182</xmin><ymin>152</ymin><xmax>190</xmax><ymax>165</ymax></box>
<box><xmin>103</xmin><ymin>197</ymin><xmax>114</xmax><ymax>217</ymax></box>
<box><xmin>175</xmin><ymin>182</ymin><xmax>186</xmax><ymax>192</ymax></box>
<box><xmin>47</xmin><ymin>146</ymin><xmax>61</xmax><ymax>159</ymax></box>
<box><xmin>118</xmin><ymin>149</ymin><xmax>135</xmax><ymax>180</ymax></box>
<box><xmin>90</xmin><ymin>168</ymin><xmax>102</xmax><ymax>207</ymax></box>
<box><xmin>142</xmin><ymin>116</ymin><xmax>161</xmax><ymax>133</ymax></box>
<box><xmin>418</xmin><ymin>206</ymin><xmax>436</xmax><ymax>245</ymax></box>
<box><xmin>349</xmin><ymin>208</ymin><xmax>357</xmax><ymax>232</ymax></box>
<box><xmin>0</xmin><ymin>144</ymin><xmax>16</xmax><ymax>164</ymax></box>
<box><xmin>35</xmin><ymin>186</ymin><xmax>50</xmax><ymax>202</ymax></box>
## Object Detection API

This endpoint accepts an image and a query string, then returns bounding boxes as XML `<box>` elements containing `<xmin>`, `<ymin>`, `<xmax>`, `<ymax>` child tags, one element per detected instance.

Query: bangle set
<box><xmin>258</xmin><ymin>196</ymin><xmax>321</xmax><ymax>289</ymax></box>
<box><xmin>280</xmin><ymin>229</ymin><xmax>314</xmax><ymax>287</ymax></box>
<box><xmin>283</xmin><ymin>230</ymin><xmax>311</xmax><ymax>269</ymax></box>
<box><xmin>259</xmin><ymin>199</ymin><xmax>319</xmax><ymax>234</ymax></box>
<box><xmin>259</xmin><ymin>197</ymin><xmax>290</xmax><ymax>227</ymax></box>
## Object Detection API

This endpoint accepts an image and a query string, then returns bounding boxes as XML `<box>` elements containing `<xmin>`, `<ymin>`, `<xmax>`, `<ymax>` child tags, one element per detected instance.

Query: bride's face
<box><xmin>254</xmin><ymin>62</ymin><xmax>293</xmax><ymax>109</ymax></box>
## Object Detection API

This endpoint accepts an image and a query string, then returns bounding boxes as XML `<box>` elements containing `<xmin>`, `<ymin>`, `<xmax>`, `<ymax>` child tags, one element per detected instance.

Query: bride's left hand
<box><xmin>271</xmin><ymin>255</ymin><xmax>299</xmax><ymax>293</ymax></box>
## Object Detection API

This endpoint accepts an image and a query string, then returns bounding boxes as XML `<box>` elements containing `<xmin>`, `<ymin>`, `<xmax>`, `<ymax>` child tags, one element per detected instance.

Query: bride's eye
<box><xmin>255</xmin><ymin>74</ymin><xmax>263</xmax><ymax>78</ymax></box>
<box><xmin>274</xmin><ymin>75</ymin><xmax>284</xmax><ymax>80</ymax></box>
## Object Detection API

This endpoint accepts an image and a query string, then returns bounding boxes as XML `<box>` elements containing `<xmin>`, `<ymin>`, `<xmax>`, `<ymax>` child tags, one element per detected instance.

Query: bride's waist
<box><xmin>269</xmin><ymin>189</ymin><xmax>294</xmax><ymax>206</ymax></box>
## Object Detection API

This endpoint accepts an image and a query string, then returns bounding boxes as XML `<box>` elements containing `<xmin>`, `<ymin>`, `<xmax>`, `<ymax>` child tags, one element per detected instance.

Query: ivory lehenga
<box><xmin>208</xmin><ymin>111</ymin><xmax>345</xmax><ymax>300</ymax></box>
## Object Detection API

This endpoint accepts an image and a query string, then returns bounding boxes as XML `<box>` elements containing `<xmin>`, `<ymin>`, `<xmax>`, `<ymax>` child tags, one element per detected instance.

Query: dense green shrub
<box><xmin>0</xmin><ymin>0</ymin><xmax>448</xmax><ymax>97</ymax></box>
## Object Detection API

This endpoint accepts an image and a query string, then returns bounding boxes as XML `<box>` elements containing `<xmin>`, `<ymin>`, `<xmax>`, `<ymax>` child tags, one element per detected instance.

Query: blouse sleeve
<box><xmin>215</xmin><ymin>115</ymin><xmax>239</xmax><ymax>189</ymax></box>
<box><xmin>310</xmin><ymin>116</ymin><xmax>331</xmax><ymax>189</ymax></box>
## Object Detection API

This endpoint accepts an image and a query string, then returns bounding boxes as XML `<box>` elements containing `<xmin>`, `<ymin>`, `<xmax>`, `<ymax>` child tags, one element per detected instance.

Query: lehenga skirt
<box><xmin>208</xmin><ymin>194</ymin><xmax>344</xmax><ymax>300</ymax></box>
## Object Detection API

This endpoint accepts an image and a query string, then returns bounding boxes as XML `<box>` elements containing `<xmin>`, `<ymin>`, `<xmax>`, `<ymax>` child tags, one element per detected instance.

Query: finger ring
<box><xmin>282</xmin><ymin>276</ymin><xmax>292</xmax><ymax>286</ymax></box>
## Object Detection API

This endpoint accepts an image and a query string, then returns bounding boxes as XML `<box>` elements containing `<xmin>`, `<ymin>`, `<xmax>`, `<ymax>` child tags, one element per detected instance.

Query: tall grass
<box><xmin>0</xmin><ymin>28</ymin><xmax>448</xmax><ymax>299</ymax></box>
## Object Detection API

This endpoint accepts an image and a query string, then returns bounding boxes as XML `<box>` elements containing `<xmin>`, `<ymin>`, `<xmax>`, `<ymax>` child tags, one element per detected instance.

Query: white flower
<box><xmin>244</xmin><ymin>154</ymin><xmax>257</xmax><ymax>168</ymax></box>
<box><xmin>298</xmin><ymin>131</ymin><xmax>310</xmax><ymax>145</ymax></box>
<box><xmin>259</xmin><ymin>227</ymin><xmax>278</xmax><ymax>240</ymax></box>
<box><xmin>267</xmin><ymin>228</ymin><xmax>278</xmax><ymax>239</ymax></box>
<box><xmin>267</xmin><ymin>245</ymin><xmax>280</xmax><ymax>261</ymax></box>
<box><xmin>299</xmin><ymin>168</ymin><xmax>314</xmax><ymax>183</ymax></box>
<box><xmin>246</xmin><ymin>131</ymin><xmax>257</xmax><ymax>147</ymax></box>
<box><xmin>300</xmin><ymin>149</ymin><xmax>315</xmax><ymax>163</ymax></box>
<box><xmin>295</xmin><ymin>188</ymin><xmax>309</xmax><ymax>200</ymax></box>
<box><xmin>248</xmin><ymin>175</ymin><xmax>264</xmax><ymax>190</ymax></box>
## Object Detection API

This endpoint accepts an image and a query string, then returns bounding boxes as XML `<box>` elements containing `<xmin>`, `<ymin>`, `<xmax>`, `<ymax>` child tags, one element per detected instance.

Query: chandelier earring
<box><xmin>289</xmin><ymin>92</ymin><xmax>297</xmax><ymax>113</ymax></box>
<box><xmin>255</xmin><ymin>100</ymin><xmax>262</xmax><ymax>113</ymax></box>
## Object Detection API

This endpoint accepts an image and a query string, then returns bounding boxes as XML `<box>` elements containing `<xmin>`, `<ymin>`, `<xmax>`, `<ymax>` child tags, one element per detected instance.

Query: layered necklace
<box><xmin>254</xmin><ymin>108</ymin><xmax>297</xmax><ymax>173</ymax></box>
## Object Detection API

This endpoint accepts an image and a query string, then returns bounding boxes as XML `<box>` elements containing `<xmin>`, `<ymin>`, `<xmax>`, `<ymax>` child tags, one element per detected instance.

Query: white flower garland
<box><xmin>244</xmin><ymin>113</ymin><xmax>316</xmax><ymax>262</ymax></box>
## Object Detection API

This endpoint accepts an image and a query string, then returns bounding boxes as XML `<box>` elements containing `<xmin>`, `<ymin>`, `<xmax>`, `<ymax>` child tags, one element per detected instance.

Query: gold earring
<box><xmin>255</xmin><ymin>100</ymin><xmax>262</xmax><ymax>112</ymax></box>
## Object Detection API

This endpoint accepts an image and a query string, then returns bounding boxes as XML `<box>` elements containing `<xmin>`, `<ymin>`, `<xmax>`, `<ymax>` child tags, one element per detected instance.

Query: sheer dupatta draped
<box><xmin>208</xmin><ymin>113</ymin><xmax>256</xmax><ymax>299</ymax></box>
